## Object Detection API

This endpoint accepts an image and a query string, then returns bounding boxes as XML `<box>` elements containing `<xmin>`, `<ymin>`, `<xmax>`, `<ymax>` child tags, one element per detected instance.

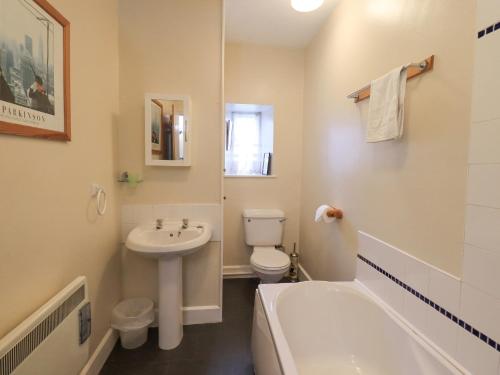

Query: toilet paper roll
<box><xmin>314</xmin><ymin>205</ymin><xmax>336</xmax><ymax>223</ymax></box>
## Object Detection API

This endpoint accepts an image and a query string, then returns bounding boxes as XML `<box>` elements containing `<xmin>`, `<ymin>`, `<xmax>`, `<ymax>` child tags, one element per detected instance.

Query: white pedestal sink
<box><xmin>125</xmin><ymin>220</ymin><xmax>212</xmax><ymax>350</ymax></box>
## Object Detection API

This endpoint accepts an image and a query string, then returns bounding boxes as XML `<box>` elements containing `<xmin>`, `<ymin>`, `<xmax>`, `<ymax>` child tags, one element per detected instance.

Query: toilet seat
<box><xmin>251</xmin><ymin>247</ymin><xmax>290</xmax><ymax>271</ymax></box>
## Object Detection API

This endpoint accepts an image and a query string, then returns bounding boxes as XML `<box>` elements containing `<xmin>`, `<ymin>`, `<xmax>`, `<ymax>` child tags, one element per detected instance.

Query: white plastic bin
<box><xmin>111</xmin><ymin>298</ymin><xmax>154</xmax><ymax>349</ymax></box>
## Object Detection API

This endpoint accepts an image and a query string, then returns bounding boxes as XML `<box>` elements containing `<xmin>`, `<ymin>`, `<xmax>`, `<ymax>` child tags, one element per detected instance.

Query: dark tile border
<box><xmin>357</xmin><ymin>254</ymin><xmax>500</xmax><ymax>353</ymax></box>
<box><xmin>478</xmin><ymin>21</ymin><xmax>500</xmax><ymax>39</ymax></box>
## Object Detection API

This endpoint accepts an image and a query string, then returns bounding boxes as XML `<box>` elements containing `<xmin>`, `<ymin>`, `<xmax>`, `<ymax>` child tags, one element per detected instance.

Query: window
<box><xmin>225</xmin><ymin>104</ymin><xmax>274</xmax><ymax>176</ymax></box>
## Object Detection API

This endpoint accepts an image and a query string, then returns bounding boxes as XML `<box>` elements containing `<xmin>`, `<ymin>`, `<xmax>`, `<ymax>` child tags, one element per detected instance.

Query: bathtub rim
<box><xmin>257</xmin><ymin>280</ymin><xmax>469</xmax><ymax>375</ymax></box>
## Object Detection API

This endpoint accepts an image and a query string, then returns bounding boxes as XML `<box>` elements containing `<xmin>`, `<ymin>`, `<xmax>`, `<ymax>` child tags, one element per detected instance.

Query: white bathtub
<box><xmin>252</xmin><ymin>281</ymin><xmax>467</xmax><ymax>375</ymax></box>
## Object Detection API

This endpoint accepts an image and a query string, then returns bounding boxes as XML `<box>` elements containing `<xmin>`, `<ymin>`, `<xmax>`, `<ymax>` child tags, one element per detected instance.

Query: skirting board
<box><xmin>224</xmin><ymin>264</ymin><xmax>312</xmax><ymax>281</ymax></box>
<box><xmin>183</xmin><ymin>305</ymin><xmax>222</xmax><ymax>325</ymax></box>
<box><xmin>298</xmin><ymin>263</ymin><xmax>312</xmax><ymax>281</ymax></box>
<box><xmin>223</xmin><ymin>265</ymin><xmax>255</xmax><ymax>279</ymax></box>
<box><xmin>151</xmin><ymin>305</ymin><xmax>222</xmax><ymax>327</ymax></box>
<box><xmin>80</xmin><ymin>328</ymin><xmax>118</xmax><ymax>375</ymax></box>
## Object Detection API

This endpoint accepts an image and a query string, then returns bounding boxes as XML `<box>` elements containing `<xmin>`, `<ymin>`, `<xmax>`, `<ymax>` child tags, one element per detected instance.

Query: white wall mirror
<box><xmin>145</xmin><ymin>94</ymin><xmax>191</xmax><ymax>166</ymax></box>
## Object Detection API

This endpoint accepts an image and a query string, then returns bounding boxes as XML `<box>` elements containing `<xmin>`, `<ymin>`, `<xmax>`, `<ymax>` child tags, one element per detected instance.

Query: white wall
<box><xmin>0</xmin><ymin>0</ymin><xmax>122</xmax><ymax>355</ymax></box>
<box><xmin>459</xmin><ymin>2</ymin><xmax>500</xmax><ymax>372</ymax></box>
<box><xmin>118</xmin><ymin>0</ymin><xmax>222</xmax><ymax>204</ymax></box>
<box><xmin>314</xmin><ymin>1</ymin><xmax>500</xmax><ymax>373</ymax></box>
<box><xmin>117</xmin><ymin>0</ymin><xmax>223</xmax><ymax>307</ymax></box>
<box><xmin>299</xmin><ymin>0</ymin><xmax>474</xmax><ymax>280</ymax></box>
<box><xmin>224</xmin><ymin>43</ymin><xmax>304</xmax><ymax>267</ymax></box>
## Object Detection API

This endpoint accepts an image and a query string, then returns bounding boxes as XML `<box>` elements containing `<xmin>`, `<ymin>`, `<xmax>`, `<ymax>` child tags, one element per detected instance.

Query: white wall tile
<box><xmin>355</xmin><ymin>257</ymin><xmax>379</xmax><ymax>284</ymax></box>
<box><xmin>368</xmin><ymin>276</ymin><xmax>405</xmax><ymax>315</ymax></box>
<box><xmin>358</xmin><ymin>231</ymin><xmax>371</xmax><ymax>257</ymax></box>
<box><xmin>423</xmin><ymin>304</ymin><xmax>459</xmax><ymax>358</ymax></box>
<box><xmin>428</xmin><ymin>268</ymin><xmax>461</xmax><ymax>315</ymax></box>
<box><xmin>465</xmin><ymin>205</ymin><xmax>500</xmax><ymax>253</ymax></box>
<box><xmin>469</xmin><ymin>119</ymin><xmax>500</xmax><ymax>164</ymax></box>
<box><xmin>357</xmin><ymin>231</ymin><xmax>406</xmax><ymax>280</ymax></box>
<box><xmin>456</xmin><ymin>328</ymin><xmax>500</xmax><ymax>375</ymax></box>
<box><xmin>405</xmin><ymin>256</ymin><xmax>430</xmax><ymax>294</ymax></box>
<box><xmin>382</xmin><ymin>244</ymin><xmax>407</xmax><ymax>282</ymax></box>
<box><xmin>151</xmin><ymin>204</ymin><xmax>174</xmax><ymax>219</ymax></box>
<box><xmin>358</xmin><ymin>231</ymin><xmax>383</xmax><ymax>265</ymax></box>
<box><xmin>460</xmin><ymin>283</ymin><xmax>500</xmax><ymax>342</ymax></box>
<box><xmin>476</xmin><ymin>0</ymin><xmax>500</xmax><ymax>29</ymax></box>
<box><xmin>121</xmin><ymin>204</ymin><xmax>153</xmax><ymax>224</ymax></box>
<box><xmin>471</xmin><ymin>31</ymin><xmax>500</xmax><ymax>123</ymax></box>
<box><xmin>149</xmin><ymin>203</ymin><xmax>221</xmax><ymax>241</ymax></box>
<box><xmin>188</xmin><ymin>204</ymin><xmax>222</xmax><ymax>241</ymax></box>
<box><xmin>379</xmin><ymin>280</ymin><xmax>405</xmax><ymax>315</ymax></box>
<box><xmin>463</xmin><ymin>244</ymin><xmax>500</xmax><ymax>300</ymax></box>
<box><xmin>467</xmin><ymin>164</ymin><xmax>500</xmax><ymax>208</ymax></box>
<box><xmin>356</xmin><ymin>257</ymin><xmax>404</xmax><ymax>315</ymax></box>
<box><xmin>462</xmin><ymin>4</ymin><xmax>500</xmax><ymax>371</ymax></box>
<box><xmin>403</xmin><ymin>292</ymin><xmax>428</xmax><ymax>334</ymax></box>
<box><xmin>356</xmin><ymin>232</ymin><xmax>500</xmax><ymax>370</ymax></box>
<box><xmin>152</xmin><ymin>204</ymin><xmax>192</xmax><ymax>221</ymax></box>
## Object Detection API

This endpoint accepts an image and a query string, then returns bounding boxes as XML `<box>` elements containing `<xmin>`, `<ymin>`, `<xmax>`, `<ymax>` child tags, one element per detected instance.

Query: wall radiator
<box><xmin>0</xmin><ymin>277</ymin><xmax>91</xmax><ymax>375</ymax></box>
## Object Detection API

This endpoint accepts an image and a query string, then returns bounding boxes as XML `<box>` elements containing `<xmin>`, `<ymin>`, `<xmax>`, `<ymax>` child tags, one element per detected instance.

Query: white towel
<box><xmin>366</xmin><ymin>66</ymin><xmax>407</xmax><ymax>142</ymax></box>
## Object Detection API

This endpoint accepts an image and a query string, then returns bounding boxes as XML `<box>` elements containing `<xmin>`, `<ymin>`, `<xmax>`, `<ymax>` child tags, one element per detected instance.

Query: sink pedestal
<box><xmin>125</xmin><ymin>220</ymin><xmax>212</xmax><ymax>350</ymax></box>
<box><xmin>158</xmin><ymin>256</ymin><xmax>183</xmax><ymax>350</ymax></box>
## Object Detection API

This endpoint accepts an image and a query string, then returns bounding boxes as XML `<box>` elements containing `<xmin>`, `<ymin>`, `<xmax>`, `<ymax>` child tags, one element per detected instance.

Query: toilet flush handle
<box><xmin>279</xmin><ymin>218</ymin><xmax>287</xmax><ymax>223</ymax></box>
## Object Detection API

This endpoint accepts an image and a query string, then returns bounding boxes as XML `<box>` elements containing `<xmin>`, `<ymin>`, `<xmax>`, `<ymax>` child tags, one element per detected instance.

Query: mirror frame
<box><xmin>144</xmin><ymin>93</ymin><xmax>191</xmax><ymax>167</ymax></box>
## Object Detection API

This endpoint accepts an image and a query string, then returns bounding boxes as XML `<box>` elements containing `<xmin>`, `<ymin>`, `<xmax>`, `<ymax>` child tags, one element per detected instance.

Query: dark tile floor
<box><xmin>100</xmin><ymin>278</ymin><xmax>260</xmax><ymax>375</ymax></box>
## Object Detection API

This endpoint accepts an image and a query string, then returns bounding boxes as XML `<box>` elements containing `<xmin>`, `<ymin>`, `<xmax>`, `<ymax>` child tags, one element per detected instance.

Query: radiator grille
<box><xmin>0</xmin><ymin>285</ymin><xmax>85</xmax><ymax>375</ymax></box>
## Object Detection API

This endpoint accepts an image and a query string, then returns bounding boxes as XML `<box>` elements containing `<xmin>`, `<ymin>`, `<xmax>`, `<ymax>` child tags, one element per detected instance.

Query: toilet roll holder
<box><xmin>326</xmin><ymin>207</ymin><xmax>343</xmax><ymax>219</ymax></box>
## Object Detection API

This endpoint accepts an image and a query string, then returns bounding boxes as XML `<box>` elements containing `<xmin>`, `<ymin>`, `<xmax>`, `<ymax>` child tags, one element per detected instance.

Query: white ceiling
<box><xmin>225</xmin><ymin>0</ymin><xmax>339</xmax><ymax>48</ymax></box>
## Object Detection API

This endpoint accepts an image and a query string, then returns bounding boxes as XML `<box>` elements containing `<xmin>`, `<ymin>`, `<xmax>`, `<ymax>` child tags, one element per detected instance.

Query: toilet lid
<box><xmin>251</xmin><ymin>247</ymin><xmax>290</xmax><ymax>270</ymax></box>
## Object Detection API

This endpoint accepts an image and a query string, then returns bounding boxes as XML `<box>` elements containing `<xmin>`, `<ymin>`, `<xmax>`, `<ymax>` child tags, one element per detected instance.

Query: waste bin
<box><xmin>111</xmin><ymin>298</ymin><xmax>154</xmax><ymax>349</ymax></box>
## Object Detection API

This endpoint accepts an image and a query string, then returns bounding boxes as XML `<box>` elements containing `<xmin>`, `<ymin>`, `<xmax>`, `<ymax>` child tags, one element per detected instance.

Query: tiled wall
<box><xmin>356</xmin><ymin>231</ymin><xmax>500</xmax><ymax>375</ymax></box>
<box><xmin>357</xmin><ymin>4</ymin><xmax>500</xmax><ymax>374</ymax></box>
<box><xmin>463</xmin><ymin>2</ymin><xmax>500</xmax><ymax>374</ymax></box>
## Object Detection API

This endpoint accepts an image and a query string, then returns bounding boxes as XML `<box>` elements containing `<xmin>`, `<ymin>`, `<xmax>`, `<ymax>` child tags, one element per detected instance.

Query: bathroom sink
<box><xmin>125</xmin><ymin>220</ymin><xmax>212</xmax><ymax>350</ymax></box>
<box><xmin>126</xmin><ymin>221</ymin><xmax>212</xmax><ymax>258</ymax></box>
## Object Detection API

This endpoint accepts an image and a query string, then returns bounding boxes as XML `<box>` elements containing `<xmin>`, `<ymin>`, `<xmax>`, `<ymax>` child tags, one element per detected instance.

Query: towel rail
<box><xmin>347</xmin><ymin>55</ymin><xmax>434</xmax><ymax>103</ymax></box>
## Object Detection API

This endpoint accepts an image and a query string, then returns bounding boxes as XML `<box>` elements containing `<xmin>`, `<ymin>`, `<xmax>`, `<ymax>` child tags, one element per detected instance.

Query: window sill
<box><xmin>224</xmin><ymin>174</ymin><xmax>277</xmax><ymax>178</ymax></box>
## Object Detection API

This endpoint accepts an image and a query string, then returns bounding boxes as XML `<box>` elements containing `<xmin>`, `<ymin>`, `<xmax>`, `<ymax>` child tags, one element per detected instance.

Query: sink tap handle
<box><xmin>156</xmin><ymin>218</ymin><xmax>163</xmax><ymax>229</ymax></box>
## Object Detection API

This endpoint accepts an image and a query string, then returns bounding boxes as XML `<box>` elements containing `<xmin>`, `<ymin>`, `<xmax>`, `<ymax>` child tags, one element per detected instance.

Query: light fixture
<box><xmin>291</xmin><ymin>0</ymin><xmax>324</xmax><ymax>12</ymax></box>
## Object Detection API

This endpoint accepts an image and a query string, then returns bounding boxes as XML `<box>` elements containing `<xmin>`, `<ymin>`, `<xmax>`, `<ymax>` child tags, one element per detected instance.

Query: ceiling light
<box><xmin>291</xmin><ymin>0</ymin><xmax>324</xmax><ymax>12</ymax></box>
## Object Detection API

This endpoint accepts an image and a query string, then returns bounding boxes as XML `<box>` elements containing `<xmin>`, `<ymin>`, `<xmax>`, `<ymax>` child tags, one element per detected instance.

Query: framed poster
<box><xmin>0</xmin><ymin>0</ymin><xmax>70</xmax><ymax>141</ymax></box>
<box><xmin>151</xmin><ymin>99</ymin><xmax>163</xmax><ymax>155</ymax></box>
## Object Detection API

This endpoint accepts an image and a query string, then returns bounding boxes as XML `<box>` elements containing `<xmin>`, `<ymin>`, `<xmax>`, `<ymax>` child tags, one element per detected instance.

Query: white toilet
<box><xmin>243</xmin><ymin>209</ymin><xmax>291</xmax><ymax>283</ymax></box>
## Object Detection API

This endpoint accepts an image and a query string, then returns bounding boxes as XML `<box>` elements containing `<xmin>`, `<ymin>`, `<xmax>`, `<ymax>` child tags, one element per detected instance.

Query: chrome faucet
<box><xmin>156</xmin><ymin>218</ymin><xmax>163</xmax><ymax>230</ymax></box>
<box><xmin>182</xmin><ymin>218</ymin><xmax>189</xmax><ymax>229</ymax></box>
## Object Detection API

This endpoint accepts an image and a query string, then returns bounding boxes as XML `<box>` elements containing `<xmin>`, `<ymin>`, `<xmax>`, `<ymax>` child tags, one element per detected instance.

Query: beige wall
<box><xmin>224</xmin><ymin>43</ymin><xmax>304</xmax><ymax>265</ymax></box>
<box><xmin>118</xmin><ymin>0</ymin><xmax>223</xmax><ymax>305</ymax></box>
<box><xmin>300</xmin><ymin>0</ymin><xmax>474</xmax><ymax>279</ymax></box>
<box><xmin>118</xmin><ymin>0</ymin><xmax>222</xmax><ymax>205</ymax></box>
<box><xmin>0</xmin><ymin>0</ymin><xmax>121</xmax><ymax>354</ymax></box>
